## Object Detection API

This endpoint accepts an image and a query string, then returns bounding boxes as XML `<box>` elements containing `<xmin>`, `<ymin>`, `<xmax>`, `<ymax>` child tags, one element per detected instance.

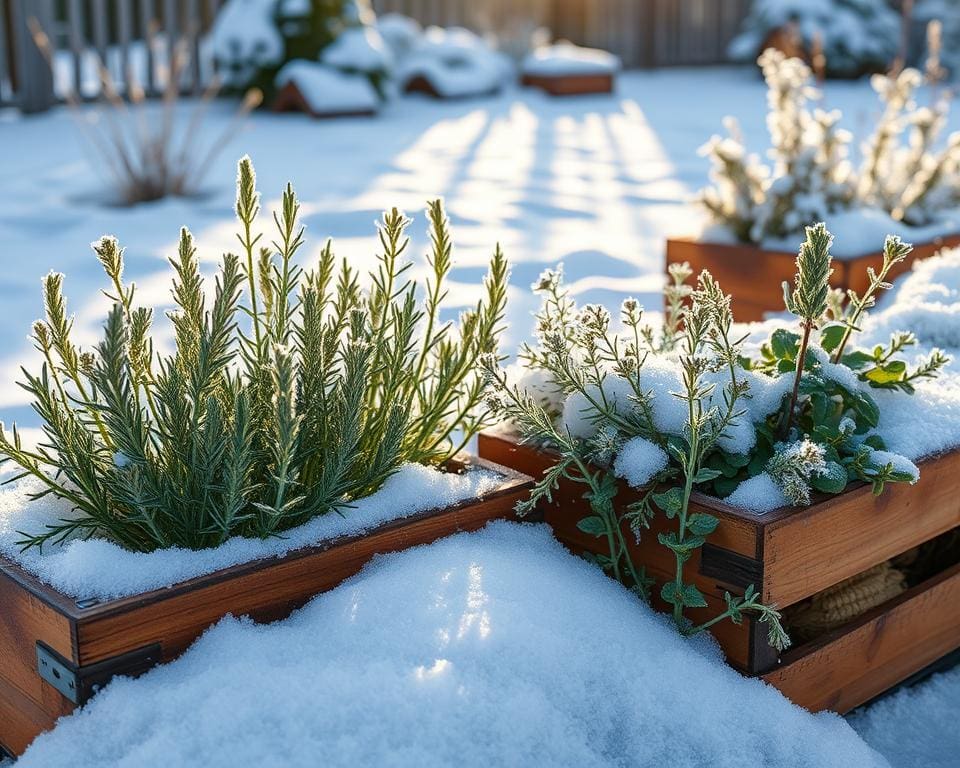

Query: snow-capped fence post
<box><xmin>8</xmin><ymin>0</ymin><xmax>54</xmax><ymax>114</ymax></box>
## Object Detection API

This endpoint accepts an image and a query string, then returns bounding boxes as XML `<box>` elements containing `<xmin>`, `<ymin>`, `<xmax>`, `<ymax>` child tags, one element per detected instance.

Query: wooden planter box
<box><xmin>666</xmin><ymin>234</ymin><xmax>960</xmax><ymax>322</ymax></box>
<box><xmin>0</xmin><ymin>458</ymin><xmax>532</xmax><ymax>757</ymax></box>
<box><xmin>479</xmin><ymin>428</ymin><xmax>960</xmax><ymax>712</ymax></box>
<box><xmin>273</xmin><ymin>81</ymin><xmax>377</xmax><ymax>119</ymax></box>
<box><xmin>520</xmin><ymin>72</ymin><xmax>614</xmax><ymax>96</ymax></box>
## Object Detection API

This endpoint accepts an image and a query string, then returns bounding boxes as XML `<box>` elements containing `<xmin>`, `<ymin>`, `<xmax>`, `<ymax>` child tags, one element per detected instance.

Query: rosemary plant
<box><xmin>0</xmin><ymin>157</ymin><xmax>508</xmax><ymax>553</ymax></box>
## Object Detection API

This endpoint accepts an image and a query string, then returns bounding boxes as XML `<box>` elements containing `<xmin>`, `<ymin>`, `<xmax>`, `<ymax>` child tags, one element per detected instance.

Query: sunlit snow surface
<box><xmin>17</xmin><ymin>523</ymin><xmax>886</xmax><ymax>768</ymax></box>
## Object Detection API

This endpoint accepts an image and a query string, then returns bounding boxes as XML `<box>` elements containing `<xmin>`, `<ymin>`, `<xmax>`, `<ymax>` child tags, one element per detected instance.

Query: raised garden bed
<box><xmin>478</xmin><ymin>428</ymin><xmax>960</xmax><ymax>711</ymax></box>
<box><xmin>273</xmin><ymin>81</ymin><xmax>377</xmax><ymax>119</ymax></box>
<box><xmin>519</xmin><ymin>72</ymin><xmax>614</xmax><ymax>97</ymax></box>
<box><xmin>665</xmin><ymin>235</ymin><xmax>960</xmax><ymax>322</ymax></box>
<box><xmin>0</xmin><ymin>458</ymin><xmax>532</xmax><ymax>757</ymax></box>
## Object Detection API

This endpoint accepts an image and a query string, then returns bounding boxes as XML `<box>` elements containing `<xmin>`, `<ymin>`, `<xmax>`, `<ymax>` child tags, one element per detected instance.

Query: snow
<box><xmin>613</xmin><ymin>436</ymin><xmax>669</xmax><ymax>488</ymax></box>
<box><xmin>16</xmin><ymin>522</ymin><xmax>885</xmax><ymax>768</ymax></box>
<box><xmin>849</xmin><ymin>665</ymin><xmax>960</xmax><ymax>768</ymax></box>
<box><xmin>867</xmin><ymin>450</ymin><xmax>920</xmax><ymax>481</ymax></box>
<box><xmin>869</xmin><ymin>246</ymin><xmax>960</xmax><ymax>349</ymax></box>
<box><xmin>321</xmin><ymin>26</ymin><xmax>393</xmax><ymax>74</ymax></box>
<box><xmin>376</xmin><ymin>14</ymin><xmax>422</xmax><ymax>60</ymax></box>
<box><xmin>211</xmin><ymin>0</ymin><xmax>284</xmax><ymax>86</ymax></box>
<box><xmin>395</xmin><ymin>27</ymin><xmax>512</xmax><ymax>99</ymax></box>
<box><xmin>0</xmin><ymin>463</ymin><xmax>502</xmax><ymax>601</ymax></box>
<box><xmin>522</xmin><ymin>43</ymin><xmax>621</xmax><ymax>77</ymax></box>
<box><xmin>723</xmin><ymin>472</ymin><xmax>791</xmax><ymax>513</ymax></box>
<box><xmin>275</xmin><ymin>61</ymin><xmax>380</xmax><ymax>114</ymax></box>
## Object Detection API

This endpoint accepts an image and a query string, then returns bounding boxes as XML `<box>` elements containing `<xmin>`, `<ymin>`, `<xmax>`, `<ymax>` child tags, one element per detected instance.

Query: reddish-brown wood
<box><xmin>763</xmin><ymin>562</ymin><xmax>960</xmax><ymax>713</ymax></box>
<box><xmin>272</xmin><ymin>81</ymin><xmax>377</xmax><ymax>119</ymax></box>
<box><xmin>665</xmin><ymin>235</ymin><xmax>960</xmax><ymax>322</ymax></box>
<box><xmin>520</xmin><ymin>72</ymin><xmax>614</xmax><ymax>96</ymax></box>
<box><xmin>0</xmin><ymin>458</ymin><xmax>532</xmax><ymax>756</ymax></box>
<box><xmin>478</xmin><ymin>429</ymin><xmax>960</xmax><ymax>683</ymax></box>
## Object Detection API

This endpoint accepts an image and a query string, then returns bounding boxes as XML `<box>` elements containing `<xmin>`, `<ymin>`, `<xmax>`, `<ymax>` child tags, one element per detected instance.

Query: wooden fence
<box><xmin>1</xmin><ymin>0</ymin><xmax>752</xmax><ymax>113</ymax></box>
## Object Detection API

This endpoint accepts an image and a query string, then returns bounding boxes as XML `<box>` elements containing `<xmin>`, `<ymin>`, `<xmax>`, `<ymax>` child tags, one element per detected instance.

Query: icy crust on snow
<box><xmin>17</xmin><ymin>523</ymin><xmax>886</xmax><ymax>768</ymax></box>
<box><xmin>521</xmin><ymin>42</ymin><xmax>621</xmax><ymax>77</ymax></box>
<box><xmin>869</xmin><ymin>247</ymin><xmax>960</xmax><ymax>349</ymax></box>
<box><xmin>321</xmin><ymin>26</ymin><xmax>392</xmax><ymax>73</ymax></box>
<box><xmin>0</xmin><ymin>463</ymin><xmax>502</xmax><ymax>601</ymax></box>
<box><xmin>699</xmin><ymin>208</ymin><xmax>960</xmax><ymax>260</ymax></box>
<box><xmin>211</xmin><ymin>0</ymin><xmax>284</xmax><ymax>85</ymax></box>
<box><xmin>848</xmin><ymin>665</ymin><xmax>960</xmax><ymax>768</ymax></box>
<box><xmin>275</xmin><ymin>61</ymin><xmax>380</xmax><ymax>114</ymax></box>
<box><xmin>395</xmin><ymin>27</ymin><xmax>511</xmax><ymax>99</ymax></box>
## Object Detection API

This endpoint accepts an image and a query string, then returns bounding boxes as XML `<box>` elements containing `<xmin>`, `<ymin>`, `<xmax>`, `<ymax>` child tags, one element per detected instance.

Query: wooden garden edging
<box><xmin>0</xmin><ymin>458</ymin><xmax>533</xmax><ymax>757</ymax></box>
<box><xmin>478</xmin><ymin>428</ymin><xmax>960</xmax><ymax>711</ymax></box>
<box><xmin>665</xmin><ymin>235</ymin><xmax>960</xmax><ymax>322</ymax></box>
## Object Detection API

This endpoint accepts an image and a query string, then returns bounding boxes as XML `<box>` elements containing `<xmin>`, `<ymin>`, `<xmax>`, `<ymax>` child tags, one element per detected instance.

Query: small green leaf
<box><xmin>810</xmin><ymin>461</ymin><xmax>848</xmax><ymax>494</ymax></box>
<box><xmin>842</xmin><ymin>351</ymin><xmax>874</xmax><ymax>370</ymax></box>
<box><xmin>692</xmin><ymin>467</ymin><xmax>722</xmax><ymax>484</ymax></box>
<box><xmin>819</xmin><ymin>323</ymin><xmax>846</xmax><ymax>353</ymax></box>
<box><xmin>770</xmin><ymin>329</ymin><xmax>800</xmax><ymax>361</ymax></box>
<box><xmin>681</xmin><ymin>583</ymin><xmax>708</xmax><ymax>608</ymax></box>
<box><xmin>661</xmin><ymin>581</ymin><xmax>680</xmax><ymax>606</ymax></box>
<box><xmin>652</xmin><ymin>487</ymin><xmax>684</xmax><ymax>519</ymax></box>
<box><xmin>576</xmin><ymin>515</ymin><xmax>607</xmax><ymax>537</ymax></box>
<box><xmin>686</xmin><ymin>512</ymin><xmax>720</xmax><ymax>536</ymax></box>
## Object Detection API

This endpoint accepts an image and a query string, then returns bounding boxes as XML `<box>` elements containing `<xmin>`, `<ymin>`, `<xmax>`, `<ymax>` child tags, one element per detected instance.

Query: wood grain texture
<box><xmin>0</xmin><ymin>459</ymin><xmax>531</xmax><ymax>755</ymax></box>
<box><xmin>665</xmin><ymin>235</ymin><xmax>960</xmax><ymax>322</ymax></box>
<box><xmin>763</xmin><ymin>562</ymin><xmax>960</xmax><ymax>713</ymax></box>
<box><xmin>520</xmin><ymin>73</ymin><xmax>615</xmax><ymax>96</ymax></box>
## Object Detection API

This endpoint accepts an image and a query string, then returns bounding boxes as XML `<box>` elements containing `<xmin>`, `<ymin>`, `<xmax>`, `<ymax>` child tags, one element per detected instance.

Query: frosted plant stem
<box><xmin>781</xmin><ymin>320</ymin><xmax>812</xmax><ymax>440</ymax></box>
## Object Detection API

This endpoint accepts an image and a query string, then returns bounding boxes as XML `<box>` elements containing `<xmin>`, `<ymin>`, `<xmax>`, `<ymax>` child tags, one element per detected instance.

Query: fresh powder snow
<box><xmin>0</xmin><ymin>463</ymin><xmax>502</xmax><ymax>601</ymax></box>
<box><xmin>522</xmin><ymin>42</ymin><xmax>621</xmax><ymax>78</ymax></box>
<box><xmin>14</xmin><ymin>523</ymin><xmax>887</xmax><ymax>768</ymax></box>
<box><xmin>275</xmin><ymin>60</ymin><xmax>380</xmax><ymax>114</ymax></box>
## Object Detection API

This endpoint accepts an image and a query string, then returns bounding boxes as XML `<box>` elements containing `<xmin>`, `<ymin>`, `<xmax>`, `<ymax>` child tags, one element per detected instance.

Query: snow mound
<box><xmin>17</xmin><ymin>523</ymin><xmax>885</xmax><ymax>768</ymax></box>
<box><xmin>848</xmin><ymin>666</ymin><xmax>960</xmax><ymax>768</ymax></box>
<box><xmin>613</xmin><ymin>436</ymin><xmax>668</xmax><ymax>488</ymax></box>
<box><xmin>868</xmin><ymin>246</ymin><xmax>960</xmax><ymax>349</ymax></box>
<box><xmin>321</xmin><ymin>26</ymin><xmax>392</xmax><ymax>74</ymax></box>
<box><xmin>275</xmin><ymin>60</ymin><xmax>379</xmax><ymax>115</ymax></box>
<box><xmin>211</xmin><ymin>0</ymin><xmax>284</xmax><ymax>87</ymax></box>
<box><xmin>0</xmin><ymin>463</ymin><xmax>502</xmax><ymax>601</ymax></box>
<box><xmin>522</xmin><ymin>42</ymin><xmax>620</xmax><ymax>78</ymax></box>
<box><xmin>723</xmin><ymin>472</ymin><xmax>790</xmax><ymax>514</ymax></box>
<box><xmin>376</xmin><ymin>13</ymin><xmax>422</xmax><ymax>60</ymax></box>
<box><xmin>396</xmin><ymin>27</ymin><xmax>511</xmax><ymax>99</ymax></box>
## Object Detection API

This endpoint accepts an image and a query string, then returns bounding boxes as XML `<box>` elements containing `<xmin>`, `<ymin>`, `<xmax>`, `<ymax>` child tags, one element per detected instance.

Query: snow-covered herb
<box><xmin>0</xmin><ymin>157</ymin><xmax>507</xmax><ymax>553</ymax></box>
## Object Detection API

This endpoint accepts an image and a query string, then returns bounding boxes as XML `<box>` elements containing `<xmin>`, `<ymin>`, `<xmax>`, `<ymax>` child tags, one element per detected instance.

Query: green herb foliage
<box><xmin>1</xmin><ymin>157</ymin><xmax>508</xmax><ymax>553</ymax></box>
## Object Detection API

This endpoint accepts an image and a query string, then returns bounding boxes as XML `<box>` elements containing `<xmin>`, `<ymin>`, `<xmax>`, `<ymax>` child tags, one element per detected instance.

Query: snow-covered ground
<box><xmin>1</xmin><ymin>67</ymin><xmax>958</xmax><ymax>765</ymax></box>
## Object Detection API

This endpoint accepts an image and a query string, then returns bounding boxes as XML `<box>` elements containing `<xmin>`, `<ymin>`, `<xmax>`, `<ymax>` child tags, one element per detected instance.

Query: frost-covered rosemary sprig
<box><xmin>780</xmin><ymin>222</ymin><xmax>833</xmax><ymax>439</ymax></box>
<box><xmin>0</xmin><ymin>157</ymin><xmax>508</xmax><ymax>553</ymax></box>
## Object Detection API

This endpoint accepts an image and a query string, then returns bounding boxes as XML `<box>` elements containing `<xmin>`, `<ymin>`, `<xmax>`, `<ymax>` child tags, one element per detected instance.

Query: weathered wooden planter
<box><xmin>0</xmin><ymin>458</ymin><xmax>532</xmax><ymax>757</ymax></box>
<box><xmin>272</xmin><ymin>81</ymin><xmax>377</xmax><ymax>119</ymax></box>
<box><xmin>479</xmin><ymin>428</ymin><xmax>960</xmax><ymax>712</ymax></box>
<box><xmin>665</xmin><ymin>235</ymin><xmax>960</xmax><ymax>322</ymax></box>
<box><xmin>520</xmin><ymin>72</ymin><xmax>614</xmax><ymax>96</ymax></box>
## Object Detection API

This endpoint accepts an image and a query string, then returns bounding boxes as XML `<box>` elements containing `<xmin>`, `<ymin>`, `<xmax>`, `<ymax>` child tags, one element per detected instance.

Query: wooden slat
<box><xmin>117</xmin><ymin>0</ymin><xmax>134</xmax><ymax>92</ymax></box>
<box><xmin>140</xmin><ymin>0</ymin><xmax>156</xmax><ymax>93</ymax></box>
<box><xmin>0</xmin><ymin>0</ymin><xmax>11</xmax><ymax>104</ymax></box>
<box><xmin>764</xmin><ymin>562</ymin><xmax>960</xmax><ymax>713</ymax></box>
<box><xmin>761</xmin><ymin>449</ymin><xmax>960</xmax><ymax>607</ymax></box>
<box><xmin>66</xmin><ymin>0</ymin><xmax>84</xmax><ymax>97</ymax></box>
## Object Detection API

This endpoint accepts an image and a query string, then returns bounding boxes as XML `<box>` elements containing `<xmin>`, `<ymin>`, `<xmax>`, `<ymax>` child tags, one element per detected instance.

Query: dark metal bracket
<box><xmin>36</xmin><ymin>641</ymin><xmax>162</xmax><ymax>705</ymax></box>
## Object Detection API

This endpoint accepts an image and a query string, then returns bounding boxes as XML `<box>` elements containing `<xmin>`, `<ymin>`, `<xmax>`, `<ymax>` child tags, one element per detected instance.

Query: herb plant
<box><xmin>482</xmin><ymin>222</ymin><xmax>949</xmax><ymax>651</ymax></box>
<box><xmin>0</xmin><ymin>157</ymin><xmax>507</xmax><ymax>553</ymax></box>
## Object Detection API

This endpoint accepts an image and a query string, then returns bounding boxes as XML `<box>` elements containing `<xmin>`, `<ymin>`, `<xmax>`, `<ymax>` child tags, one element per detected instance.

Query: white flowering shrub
<box><xmin>729</xmin><ymin>0</ymin><xmax>900</xmax><ymax>78</ymax></box>
<box><xmin>700</xmin><ymin>48</ymin><xmax>960</xmax><ymax>242</ymax></box>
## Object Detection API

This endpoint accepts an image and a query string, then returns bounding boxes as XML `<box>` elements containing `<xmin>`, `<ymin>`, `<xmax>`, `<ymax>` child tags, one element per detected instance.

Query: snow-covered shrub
<box><xmin>729</xmin><ymin>0</ymin><xmax>900</xmax><ymax>78</ymax></box>
<box><xmin>213</xmin><ymin>0</ymin><xmax>390</xmax><ymax>98</ymax></box>
<box><xmin>0</xmin><ymin>158</ymin><xmax>508</xmax><ymax>553</ymax></box>
<box><xmin>700</xmin><ymin>47</ymin><xmax>960</xmax><ymax>243</ymax></box>
<box><xmin>481</xmin><ymin>221</ymin><xmax>950</xmax><ymax>649</ymax></box>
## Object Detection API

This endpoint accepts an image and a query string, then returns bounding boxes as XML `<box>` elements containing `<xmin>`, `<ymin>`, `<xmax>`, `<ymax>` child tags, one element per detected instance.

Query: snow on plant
<box><xmin>480</xmin><ymin>221</ymin><xmax>953</xmax><ymax>649</ymax></box>
<box><xmin>213</xmin><ymin>0</ymin><xmax>390</xmax><ymax>98</ymax></box>
<box><xmin>700</xmin><ymin>46</ymin><xmax>960</xmax><ymax>243</ymax></box>
<box><xmin>728</xmin><ymin>0</ymin><xmax>900</xmax><ymax>79</ymax></box>
<box><xmin>0</xmin><ymin>157</ymin><xmax>507</xmax><ymax>553</ymax></box>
